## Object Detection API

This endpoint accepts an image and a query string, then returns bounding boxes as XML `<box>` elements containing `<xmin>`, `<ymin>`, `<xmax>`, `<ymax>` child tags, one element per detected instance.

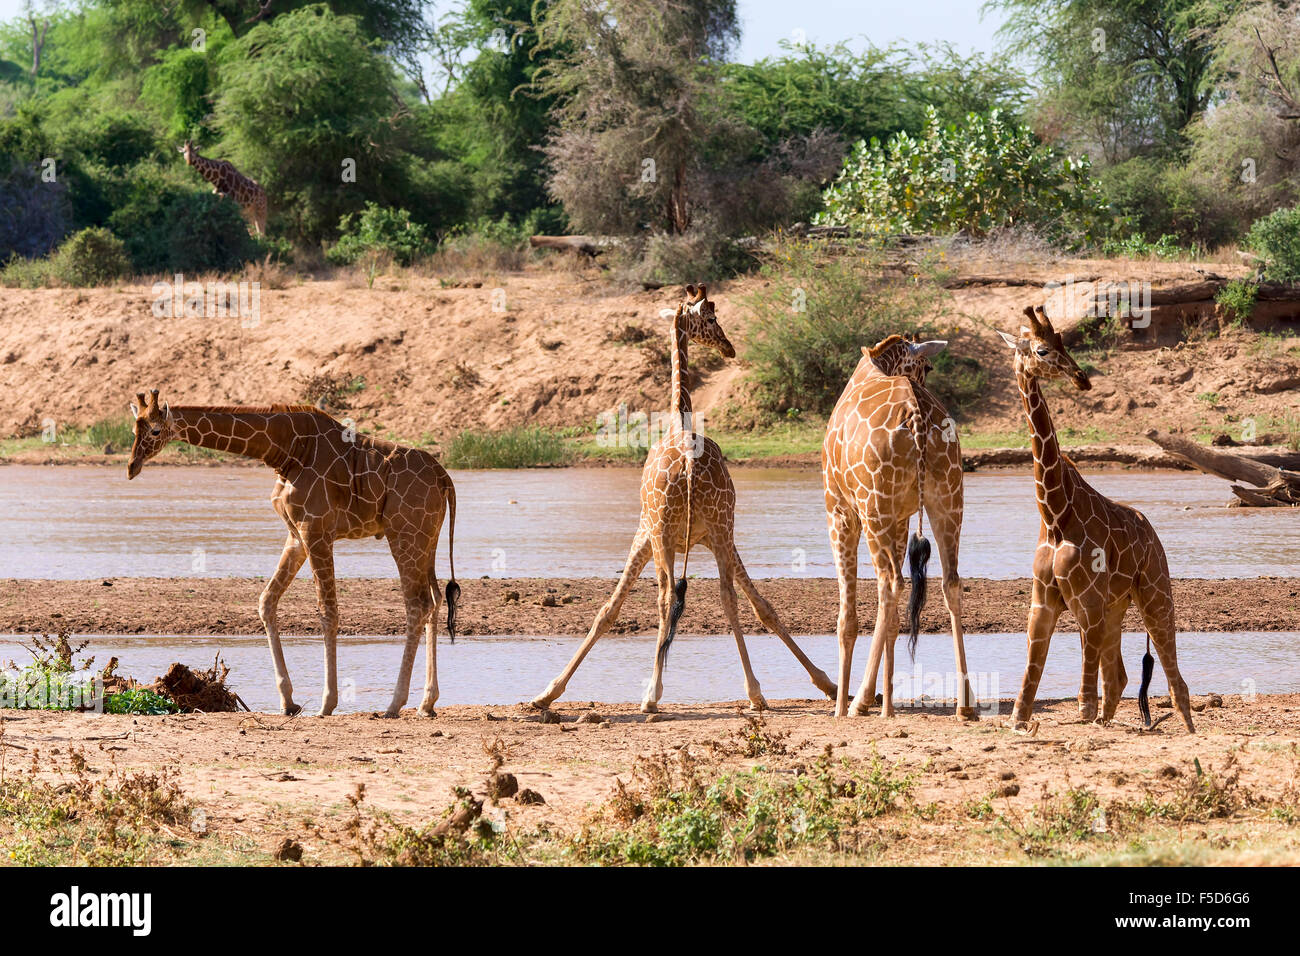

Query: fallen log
<box><xmin>1144</xmin><ymin>429</ymin><xmax>1300</xmax><ymax>506</ymax></box>
<box><xmin>528</xmin><ymin>235</ymin><xmax>621</xmax><ymax>256</ymax></box>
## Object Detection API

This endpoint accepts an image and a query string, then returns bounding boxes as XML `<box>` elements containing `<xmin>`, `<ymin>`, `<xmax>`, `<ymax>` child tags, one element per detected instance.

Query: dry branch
<box><xmin>1144</xmin><ymin>430</ymin><xmax>1300</xmax><ymax>506</ymax></box>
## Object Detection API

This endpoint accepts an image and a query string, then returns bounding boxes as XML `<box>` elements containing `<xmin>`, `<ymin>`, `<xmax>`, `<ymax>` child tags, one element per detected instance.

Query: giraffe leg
<box><xmin>418</xmin><ymin>566</ymin><xmax>444</xmax><ymax>717</ymax></box>
<box><xmin>1098</xmin><ymin>598</ymin><xmax>1130</xmax><ymax>724</ymax></box>
<box><xmin>1072</xmin><ymin>600</ymin><xmax>1106</xmax><ymax>723</ymax></box>
<box><xmin>928</xmin><ymin>504</ymin><xmax>977</xmax><ymax>719</ymax></box>
<box><xmin>713</xmin><ymin>542</ymin><xmax>766</xmax><ymax>711</ymax></box>
<box><xmin>850</xmin><ymin>520</ymin><xmax>904</xmax><ymax>717</ymax></box>
<box><xmin>642</xmin><ymin>538</ymin><xmax>675</xmax><ymax>714</ymax></box>
<box><xmin>258</xmin><ymin>531</ymin><xmax>306</xmax><ymax>716</ymax></box>
<box><xmin>531</xmin><ymin>533</ymin><xmax>651</xmax><ymax>709</ymax></box>
<box><xmin>828</xmin><ymin>506</ymin><xmax>860</xmax><ymax>717</ymax></box>
<box><xmin>1011</xmin><ymin>556</ymin><xmax>1064</xmax><ymax>729</ymax></box>
<box><xmin>1135</xmin><ymin>578</ymin><xmax>1195</xmax><ymax>733</ymax></box>
<box><xmin>732</xmin><ymin>547</ymin><xmax>835</xmax><ymax>699</ymax></box>
<box><xmin>305</xmin><ymin>534</ymin><xmax>340</xmax><ymax>717</ymax></box>
<box><xmin>382</xmin><ymin>544</ymin><xmax>434</xmax><ymax>719</ymax></box>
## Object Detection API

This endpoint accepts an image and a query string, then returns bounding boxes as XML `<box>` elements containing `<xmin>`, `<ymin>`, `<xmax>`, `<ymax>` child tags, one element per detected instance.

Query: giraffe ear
<box><xmin>997</xmin><ymin>330</ymin><xmax>1026</xmax><ymax>350</ymax></box>
<box><xmin>910</xmin><ymin>339</ymin><xmax>947</xmax><ymax>359</ymax></box>
<box><xmin>658</xmin><ymin>308</ymin><xmax>677</xmax><ymax>320</ymax></box>
<box><xmin>683</xmin><ymin>284</ymin><xmax>697</xmax><ymax>301</ymax></box>
<box><xmin>161</xmin><ymin>401</ymin><xmax>170</xmax><ymax>417</ymax></box>
<box><xmin>129</xmin><ymin>403</ymin><xmax>139</xmax><ymax>418</ymax></box>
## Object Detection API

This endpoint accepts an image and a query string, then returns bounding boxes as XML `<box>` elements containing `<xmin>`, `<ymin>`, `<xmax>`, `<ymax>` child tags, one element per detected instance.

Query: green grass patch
<box><xmin>444</xmin><ymin>426</ymin><xmax>572</xmax><ymax>469</ymax></box>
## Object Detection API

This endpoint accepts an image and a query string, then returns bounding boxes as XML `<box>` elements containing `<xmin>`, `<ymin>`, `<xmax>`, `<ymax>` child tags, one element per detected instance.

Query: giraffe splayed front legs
<box><xmin>531</xmin><ymin>285</ymin><xmax>835</xmax><ymax>713</ymax></box>
<box><xmin>127</xmin><ymin>389</ymin><xmax>459</xmax><ymax>718</ymax></box>
<box><xmin>998</xmin><ymin>306</ymin><xmax>1194</xmax><ymax>733</ymax></box>
<box><xmin>823</xmin><ymin>334</ymin><xmax>977</xmax><ymax>719</ymax></box>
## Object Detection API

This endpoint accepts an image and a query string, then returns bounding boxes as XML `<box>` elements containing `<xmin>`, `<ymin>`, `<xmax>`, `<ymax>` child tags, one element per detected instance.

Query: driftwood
<box><xmin>528</xmin><ymin>235</ymin><xmax>622</xmax><ymax>257</ymax></box>
<box><xmin>1090</xmin><ymin>279</ymin><xmax>1300</xmax><ymax>315</ymax></box>
<box><xmin>1144</xmin><ymin>430</ymin><xmax>1300</xmax><ymax>506</ymax></box>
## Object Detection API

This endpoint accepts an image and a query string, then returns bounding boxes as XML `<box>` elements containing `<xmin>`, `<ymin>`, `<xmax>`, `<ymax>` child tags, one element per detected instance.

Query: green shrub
<box><xmin>104</xmin><ymin>688</ymin><xmax>178</xmax><ymax>715</ymax></box>
<box><xmin>50</xmin><ymin>227</ymin><xmax>130</xmax><ymax>285</ymax></box>
<box><xmin>443</xmin><ymin>427</ymin><xmax>571</xmax><ymax>469</ymax></box>
<box><xmin>1215</xmin><ymin>278</ymin><xmax>1258</xmax><ymax>324</ymax></box>
<box><xmin>327</xmin><ymin>203</ymin><xmax>432</xmax><ymax>267</ymax></box>
<box><xmin>108</xmin><ymin>174</ymin><xmax>259</xmax><ymax>274</ymax></box>
<box><xmin>741</xmin><ymin>239</ymin><xmax>947</xmax><ymax>418</ymax></box>
<box><xmin>1245</xmin><ymin>205</ymin><xmax>1300</xmax><ymax>282</ymax></box>
<box><xmin>815</xmin><ymin>106</ymin><xmax>1111</xmax><ymax>245</ymax></box>
<box><xmin>0</xmin><ymin>255</ymin><xmax>55</xmax><ymax>288</ymax></box>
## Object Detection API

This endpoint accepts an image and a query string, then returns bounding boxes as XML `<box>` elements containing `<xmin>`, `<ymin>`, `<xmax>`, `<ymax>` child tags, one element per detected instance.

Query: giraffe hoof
<box><xmin>418</xmin><ymin>706</ymin><xmax>437</xmax><ymax>719</ymax></box>
<box><xmin>747</xmin><ymin>696</ymin><xmax>769</xmax><ymax>713</ymax></box>
<box><xmin>848</xmin><ymin>702</ymin><xmax>871</xmax><ymax>717</ymax></box>
<box><xmin>282</xmin><ymin>702</ymin><xmax>302</xmax><ymax>717</ymax></box>
<box><xmin>640</xmin><ymin>701</ymin><xmax>659</xmax><ymax>715</ymax></box>
<box><xmin>528</xmin><ymin>696</ymin><xmax>553</xmax><ymax>711</ymax></box>
<box><xmin>956</xmin><ymin>706</ymin><xmax>981</xmax><ymax>722</ymax></box>
<box><xmin>378</xmin><ymin>709</ymin><xmax>401</xmax><ymax>719</ymax></box>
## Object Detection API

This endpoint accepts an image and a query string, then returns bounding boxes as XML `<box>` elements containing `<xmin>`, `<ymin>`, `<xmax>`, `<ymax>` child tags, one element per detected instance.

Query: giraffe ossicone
<box><xmin>530</xmin><ymin>284</ymin><xmax>835</xmax><ymax>714</ymax></box>
<box><xmin>1001</xmin><ymin>304</ymin><xmax>1194</xmax><ymax>733</ymax></box>
<box><xmin>126</xmin><ymin>387</ymin><xmax>458</xmax><ymax>719</ymax></box>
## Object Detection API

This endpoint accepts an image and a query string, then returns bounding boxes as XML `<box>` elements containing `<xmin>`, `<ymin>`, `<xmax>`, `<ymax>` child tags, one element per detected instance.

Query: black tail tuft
<box><xmin>906</xmin><ymin>532</ymin><xmax>930</xmax><ymax>660</ymax></box>
<box><xmin>445</xmin><ymin>580</ymin><xmax>461</xmax><ymax>644</ymax></box>
<box><xmin>659</xmin><ymin>577</ymin><xmax>688</xmax><ymax>670</ymax></box>
<box><xmin>1137</xmin><ymin>649</ymin><xmax>1155</xmax><ymax>728</ymax></box>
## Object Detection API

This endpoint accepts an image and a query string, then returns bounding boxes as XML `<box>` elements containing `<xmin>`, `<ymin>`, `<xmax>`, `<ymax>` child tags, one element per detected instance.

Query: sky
<box><xmin>0</xmin><ymin>0</ymin><xmax>1011</xmax><ymax>62</ymax></box>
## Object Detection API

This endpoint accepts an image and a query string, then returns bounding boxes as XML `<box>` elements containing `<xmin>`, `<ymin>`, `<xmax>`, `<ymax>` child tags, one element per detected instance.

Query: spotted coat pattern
<box><xmin>822</xmin><ymin>334</ymin><xmax>977</xmax><ymax>718</ymax></box>
<box><xmin>181</xmin><ymin>141</ymin><xmax>268</xmax><ymax>237</ymax></box>
<box><xmin>532</xmin><ymin>286</ymin><xmax>835</xmax><ymax>713</ymax></box>
<box><xmin>127</xmin><ymin>389</ymin><xmax>457</xmax><ymax>718</ymax></box>
<box><xmin>1000</xmin><ymin>306</ymin><xmax>1194</xmax><ymax>733</ymax></box>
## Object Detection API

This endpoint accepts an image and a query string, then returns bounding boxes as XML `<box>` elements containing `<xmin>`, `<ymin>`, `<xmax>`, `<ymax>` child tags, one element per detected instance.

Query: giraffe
<box><xmin>997</xmin><ymin>305</ymin><xmax>1194</xmax><ymax>733</ymax></box>
<box><xmin>822</xmin><ymin>333</ymin><xmax>977</xmax><ymax>719</ymax></box>
<box><xmin>125</xmin><ymin>389</ymin><xmax>459</xmax><ymax>719</ymax></box>
<box><xmin>179</xmin><ymin>140</ymin><xmax>268</xmax><ymax>237</ymax></box>
<box><xmin>532</xmin><ymin>285</ymin><xmax>836</xmax><ymax>713</ymax></box>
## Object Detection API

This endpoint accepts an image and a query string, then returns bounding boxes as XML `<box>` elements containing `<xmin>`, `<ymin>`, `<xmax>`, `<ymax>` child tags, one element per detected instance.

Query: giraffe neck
<box><xmin>1016</xmin><ymin>368</ymin><xmax>1071</xmax><ymax>527</ymax></box>
<box><xmin>169</xmin><ymin>407</ymin><xmax>303</xmax><ymax>473</ymax></box>
<box><xmin>670</xmin><ymin>312</ymin><xmax>692</xmax><ymax>427</ymax></box>
<box><xmin>188</xmin><ymin>153</ymin><xmax>228</xmax><ymax>189</ymax></box>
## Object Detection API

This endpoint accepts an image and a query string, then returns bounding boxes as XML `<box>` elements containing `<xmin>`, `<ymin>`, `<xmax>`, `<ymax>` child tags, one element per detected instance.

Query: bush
<box><xmin>615</xmin><ymin>219</ymin><xmax>756</xmax><ymax>286</ymax></box>
<box><xmin>0</xmin><ymin>159</ymin><xmax>68</xmax><ymax>260</ymax></box>
<box><xmin>741</xmin><ymin>239</ymin><xmax>947</xmax><ymax>418</ymax></box>
<box><xmin>50</xmin><ymin>227</ymin><xmax>130</xmax><ymax>285</ymax></box>
<box><xmin>327</xmin><ymin>203</ymin><xmax>431</xmax><ymax>267</ymax></box>
<box><xmin>108</xmin><ymin>173</ymin><xmax>261</xmax><ymax>274</ymax></box>
<box><xmin>1215</xmin><ymin>278</ymin><xmax>1258</xmax><ymax>323</ymax></box>
<box><xmin>1099</xmin><ymin>232</ymin><xmax>1192</xmax><ymax>260</ymax></box>
<box><xmin>816</xmin><ymin>106</ymin><xmax>1112</xmax><ymax>245</ymax></box>
<box><xmin>1245</xmin><ymin>206</ymin><xmax>1300</xmax><ymax>282</ymax></box>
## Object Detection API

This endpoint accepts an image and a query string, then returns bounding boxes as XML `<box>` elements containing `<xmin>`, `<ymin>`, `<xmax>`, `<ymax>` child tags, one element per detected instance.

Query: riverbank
<box><xmin>3</xmin><ymin>694</ymin><xmax>1297</xmax><ymax>865</ymax></box>
<box><xmin>4</xmin><ymin>576</ymin><xmax>1297</xmax><ymax>636</ymax></box>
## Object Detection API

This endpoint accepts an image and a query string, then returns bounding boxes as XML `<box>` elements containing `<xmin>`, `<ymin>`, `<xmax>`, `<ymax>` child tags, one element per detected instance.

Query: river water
<box><xmin>0</xmin><ymin>464</ymin><xmax>1295</xmax><ymax>580</ymax></box>
<box><xmin>0</xmin><ymin>630</ymin><xmax>1289</xmax><ymax>713</ymax></box>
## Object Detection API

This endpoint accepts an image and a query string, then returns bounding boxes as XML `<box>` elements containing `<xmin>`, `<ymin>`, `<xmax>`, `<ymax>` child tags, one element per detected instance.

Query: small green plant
<box><xmin>1215</xmin><ymin>278</ymin><xmax>1258</xmax><ymax>324</ymax></box>
<box><xmin>104</xmin><ymin>689</ymin><xmax>179</xmax><ymax>715</ymax></box>
<box><xmin>444</xmin><ymin>427</ymin><xmax>571</xmax><ymax>469</ymax></box>
<box><xmin>1196</xmin><ymin>391</ymin><xmax>1221</xmax><ymax>405</ymax></box>
<box><xmin>1245</xmin><ymin>205</ymin><xmax>1300</xmax><ymax>282</ymax></box>
<box><xmin>0</xmin><ymin>632</ymin><xmax>97</xmax><ymax>711</ymax></box>
<box><xmin>326</xmin><ymin>203</ymin><xmax>431</xmax><ymax>267</ymax></box>
<box><xmin>1100</xmin><ymin>233</ymin><xmax>1191</xmax><ymax>260</ymax></box>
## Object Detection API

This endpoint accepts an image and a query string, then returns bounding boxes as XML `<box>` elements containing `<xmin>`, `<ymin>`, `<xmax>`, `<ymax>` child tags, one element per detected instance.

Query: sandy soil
<box><xmin>3</xmin><ymin>576</ymin><xmax>1298</xmax><ymax>637</ymax></box>
<box><xmin>2</xmin><ymin>257</ymin><xmax>1296</xmax><ymax>448</ymax></box>
<box><xmin>4</xmin><ymin>692</ymin><xmax>1298</xmax><ymax>865</ymax></box>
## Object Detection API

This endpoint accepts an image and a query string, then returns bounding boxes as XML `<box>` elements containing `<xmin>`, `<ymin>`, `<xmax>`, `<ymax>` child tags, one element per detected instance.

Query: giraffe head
<box><xmin>863</xmin><ymin>333</ymin><xmax>947</xmax><ymax>384</ymax></box>
<box><xmin>660</xmin><ymin>284</ymin><xmax>735</xmax><ymax>358</ymax></box>
<box><xmin>998</xmin><ymin>305</ymin><xmax>1092</xmax><ymax>391</ymax></box>
<box><xmin>127</xmin><ymin>389</ymin><xmax>175</xmax><ymax>480</ymax></box>
<box><xmin>179</xmin><ymin>140</ymin><xmax>195</xmax><ymax>165</ymax></box>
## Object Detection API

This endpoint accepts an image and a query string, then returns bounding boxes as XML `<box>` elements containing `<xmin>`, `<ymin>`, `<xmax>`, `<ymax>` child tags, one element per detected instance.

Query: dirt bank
<box><xmin>2</xmin><ymin>257</ymin><xmax>1297</xmax><ymax>449</ymax></box>
<box><xmin>3</xmin><ymin>575</ymin><xmax>1297</xmax><ymax>636</ymax></box>
<box><xmin>4</xmin><ymin>693</ymin><xmax>1298</xmax><ymax>865</ymax></box>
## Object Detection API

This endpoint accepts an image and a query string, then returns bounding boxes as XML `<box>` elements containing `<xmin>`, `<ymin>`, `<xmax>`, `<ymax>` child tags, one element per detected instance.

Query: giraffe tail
<box><xmin>444</xmin><ymin>484</ymin><xmax>461</xmax><ymax>644</ymax></box>
<box><xmin>1137</xmin><ymin>638</ymin><xmax>1155</xmax><ymax>728</ymax></box>
<box><xmin>905</xmin><ymin>401</ymin><xmax>930</xmax><ymax>660</ymax></box>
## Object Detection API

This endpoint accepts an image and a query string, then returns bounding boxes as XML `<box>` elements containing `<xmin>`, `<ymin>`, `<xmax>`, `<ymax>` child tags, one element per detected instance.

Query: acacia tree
<box><xmin>534</xmin><ymin>0</ymin><xmax>739</xmax><ymax>235</ymax></box>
